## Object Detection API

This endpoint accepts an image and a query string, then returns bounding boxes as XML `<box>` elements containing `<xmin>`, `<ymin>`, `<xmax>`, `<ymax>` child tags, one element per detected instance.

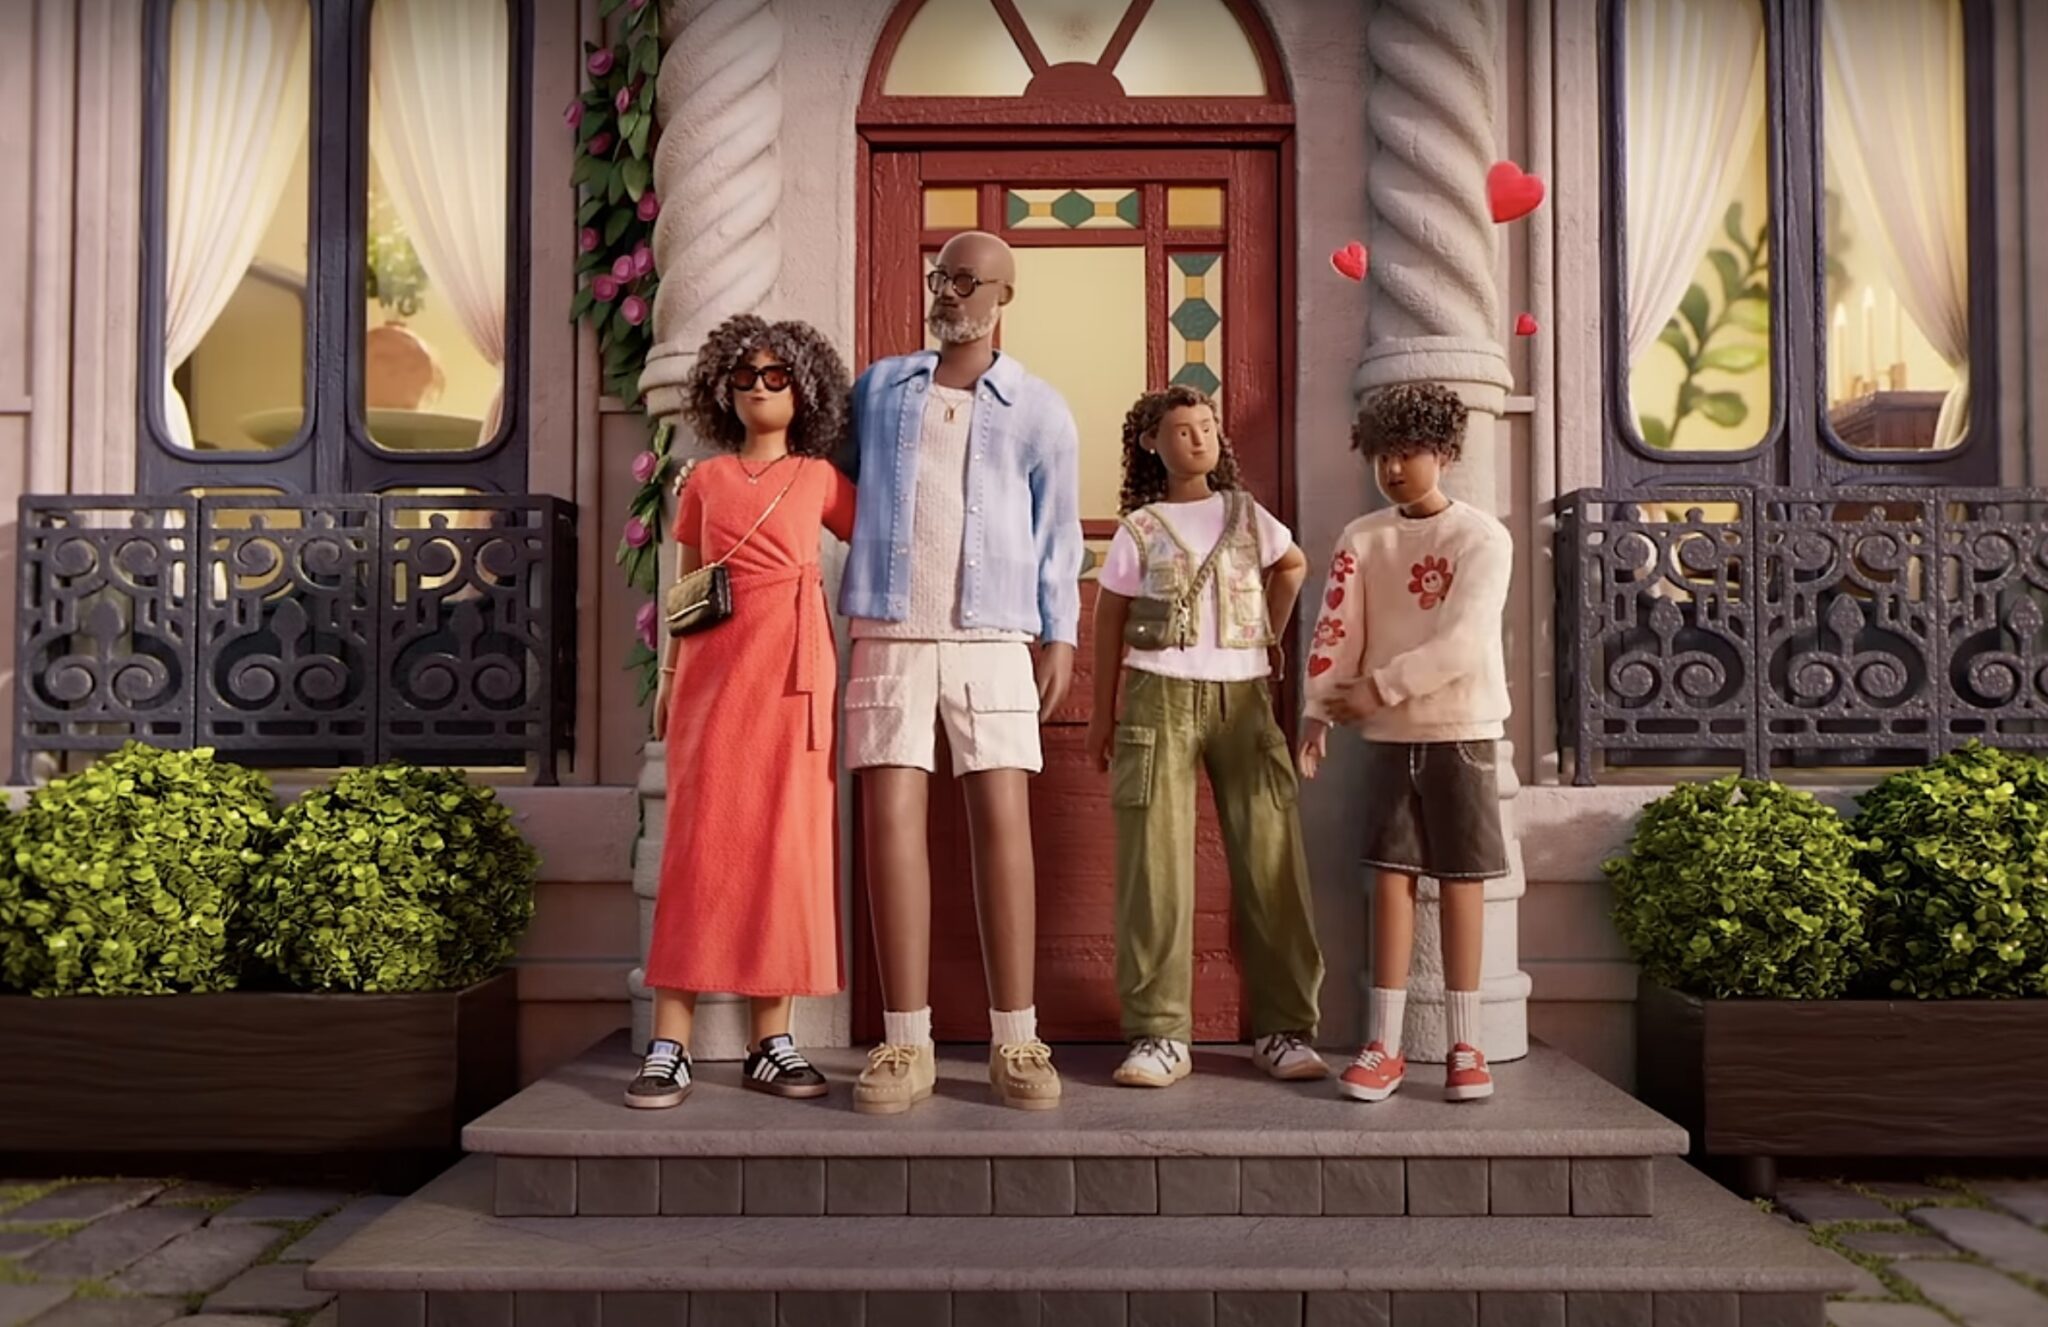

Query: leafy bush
<box><xmin>1853</xmin><ymin>743</ymin><xmax>2048</xmax><ymax>998</ymax></box>
<box><xmin>245</xmin><ymin>764</ymin><xmax>537</xmax><ymax>992</ymax></box>
<box><xmin>0</xmin><ymin>744</ymin><xmax>275</xmax><ymax>995</ymax></box>
<box><xmin>1606</xmin><ymin>776</ymin><xmax>1878</xmax><ymax>999</ymax></box>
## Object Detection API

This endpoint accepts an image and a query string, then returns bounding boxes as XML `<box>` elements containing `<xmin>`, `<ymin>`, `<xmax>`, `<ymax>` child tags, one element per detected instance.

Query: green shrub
<box><xmin>1606</xmin><ymin>776</ymin><xmax>1878</xmax><ymax>999</ymax></box>
<box><xmin>1853</xmin><ymin>743</ymin><xmax>2048</xmax><ymax>998</ymax></box>
<box><xmin>0</xmin><ymin>743</ymin><xmax>276</xmax><ymax>995</ymax></box>
<box><xmin>245</xmin><ymin>764</ymin><xmax>537</xmax><ymax>992</ymax></box>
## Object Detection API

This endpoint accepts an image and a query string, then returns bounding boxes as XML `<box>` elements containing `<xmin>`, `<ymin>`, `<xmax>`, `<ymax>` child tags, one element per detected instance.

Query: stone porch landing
<box><xmin>302</xmin><ymin>1037</ymin><xmax>1851</xmax><ymax>1323</ymax></box>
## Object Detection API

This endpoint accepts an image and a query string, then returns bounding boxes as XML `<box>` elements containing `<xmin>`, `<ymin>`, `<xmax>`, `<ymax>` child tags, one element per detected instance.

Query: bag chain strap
<box><xmin>704</xmin><ymin>459</ymin><xmax>806</xmax><ymax>571</ymax></box>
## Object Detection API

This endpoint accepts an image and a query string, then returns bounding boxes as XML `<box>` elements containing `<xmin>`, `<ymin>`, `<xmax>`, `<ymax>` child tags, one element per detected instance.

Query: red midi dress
<box><xmin>648</xmin><ymin>455</ymin><xmax>857</xmax><ymax>996</ymax></box>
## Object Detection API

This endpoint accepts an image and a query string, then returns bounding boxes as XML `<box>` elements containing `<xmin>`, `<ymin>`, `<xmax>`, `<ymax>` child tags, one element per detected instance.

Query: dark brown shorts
<box><xmin>1357</xmin><ymin>739</ymin><xmax>1509</xmax><ymax>881</ymax></box>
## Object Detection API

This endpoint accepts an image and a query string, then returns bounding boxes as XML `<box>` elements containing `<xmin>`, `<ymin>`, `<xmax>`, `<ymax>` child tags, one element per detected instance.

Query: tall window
<box><xmin>140</xmin><ymin>0</ymin><xmax>530</xmax><ymax>495</ymax></box>
<box><xmin>1605</xmin><ymin>0</ymin><xmax>1994</xmax><ymax>488</ymax></box>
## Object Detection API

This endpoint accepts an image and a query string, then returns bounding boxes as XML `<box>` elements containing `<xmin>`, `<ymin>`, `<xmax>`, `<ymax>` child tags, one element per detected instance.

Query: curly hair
<box><xmin>1350</xmin><ymin>383</ymin><xmax>1468</xmax><ymax>462</ymax></box>
<box><xmin>1118</xmin><ymin>383</ymin><xmax>1243</xmax><ymax>514</ymax></box>
<box><xmin>679</xmin><ymin>315</ymin><xmax>851</xmax><ymax>458</ymax></box>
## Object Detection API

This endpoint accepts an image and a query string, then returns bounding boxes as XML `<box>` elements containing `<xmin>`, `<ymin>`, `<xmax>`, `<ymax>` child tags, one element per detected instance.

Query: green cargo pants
<box><xmin>1110</xmin><ymin>670</ymin><xmax>1324</xmax><ymax>1043</ymax></box>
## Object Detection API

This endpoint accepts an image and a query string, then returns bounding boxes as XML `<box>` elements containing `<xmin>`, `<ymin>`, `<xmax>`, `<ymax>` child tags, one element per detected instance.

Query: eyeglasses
<box><xmin>728</xmin><ymin>363</ymin><xmax>793</xmax><ymax>392</ymax></box>
<box><xmin>925</xmin><ymin>269</ymin><xmax>1002</xmax><ymax>299</ymax></box>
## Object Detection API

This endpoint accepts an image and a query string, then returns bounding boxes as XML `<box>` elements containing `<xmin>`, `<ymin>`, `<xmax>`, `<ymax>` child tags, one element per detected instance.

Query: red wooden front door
<box><xmin>853</xmin><ymin>146</ymin><xmax>1288</xmax><ymax>1043</ymax></box>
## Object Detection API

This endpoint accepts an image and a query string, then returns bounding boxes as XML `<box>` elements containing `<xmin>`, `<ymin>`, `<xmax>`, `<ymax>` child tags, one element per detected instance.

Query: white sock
<box><xmin>989</xmin><ymin>1005</ymin><xmax>1037</xmax><ymax>1046</ymax></box>
<box><xmin>883</xmin><ymin>1007</ymin><xmax>932</xmax><ymax>1048</ymax></box>
<box><xmin>1370</xmin><ymin>987</ymin><xmax>1407</xmax><ymax>1057</ymax></box>
<box><xmin>1446</xmin><ymin>989</ymin><xmax>1482</xmax><ymax>1051</ymax></box>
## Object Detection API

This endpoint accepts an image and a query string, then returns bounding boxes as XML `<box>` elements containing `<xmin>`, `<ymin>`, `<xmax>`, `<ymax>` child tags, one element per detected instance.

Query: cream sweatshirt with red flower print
<box><xmin>1303</xmin><ymin>500</ymin><xmax>1512</xmax><ymax>743</ymax></box>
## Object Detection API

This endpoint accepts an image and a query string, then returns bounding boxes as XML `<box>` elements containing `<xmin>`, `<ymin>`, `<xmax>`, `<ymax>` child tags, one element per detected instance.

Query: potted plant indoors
<box><xmin>0</xmin><ymin>748</ymin><xmax>533</xmax><ymax>1172</ymax></box>
<box><xmin>1612</xmin><ymin>749</ymin><xmax>2048</xmax><ymax>1195</ymax></box>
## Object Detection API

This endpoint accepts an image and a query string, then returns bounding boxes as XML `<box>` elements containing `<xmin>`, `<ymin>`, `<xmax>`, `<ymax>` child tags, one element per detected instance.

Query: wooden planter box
<box><xmin>1636</xmin><ymin>979</ymin><xmax>2048</xmax><ymax>1192</ymax></box>
<box><xmin>0</xmin><ymin>971</ymin><xmax>516</xmax><ymax>1164</ymax></box>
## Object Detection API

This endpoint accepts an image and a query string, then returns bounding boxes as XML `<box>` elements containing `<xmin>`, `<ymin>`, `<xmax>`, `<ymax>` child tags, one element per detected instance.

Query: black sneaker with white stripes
<box><xmin>743</xmin><ymin>1034</ymin><xmax>829</xmax><ymax>1099</ymax></box>
<box><xmin>624</xmin><ymin>1038</ymin><xmax>692</xmax><ymax>1109</ymax></box>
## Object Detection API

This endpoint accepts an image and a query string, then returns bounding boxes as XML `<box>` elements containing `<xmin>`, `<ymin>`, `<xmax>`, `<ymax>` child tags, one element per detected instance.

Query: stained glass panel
<box><xmin>1169</xmin><ymin>252</ymin><xmax>1223</xmax><ymax>409</ymax></box>
<box><xmin>1167</xmin><ymin>186</ymin><xmax>1225</xmax><ymax>230</ymax></box>
<box><xmin>924</xmin><ymin>187</ymin><xmax>980</xmax><ymax>230</ymax></box>
<box><xmin>879</xmin><ymin>0</ymin><xmax>1266</xmax><ymax>99</ymax></box>
<box><xmin>1006</xmin><ymin>187</ymin><xmax>1142</xmax><ymax>230</ymax></box>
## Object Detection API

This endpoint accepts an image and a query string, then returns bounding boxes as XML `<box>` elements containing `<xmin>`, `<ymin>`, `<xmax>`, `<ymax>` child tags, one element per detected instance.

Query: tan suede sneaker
<box><xmin>990</xmin><ymin>1039</ymin><xmax>1061</xmax><ymax>1110</ymax></box>
<box><xmin>852</xmin><ymin>1042</ymin><xmax>936</xmax><ymax>1115</ymax></box>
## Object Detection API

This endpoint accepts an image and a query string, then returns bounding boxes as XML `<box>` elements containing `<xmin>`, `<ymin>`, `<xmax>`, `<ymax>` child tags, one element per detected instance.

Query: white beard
<box><xmin>927</xmin><ymin>305</ymin><xmax>1000</xmax><ymax>346</ymax></box>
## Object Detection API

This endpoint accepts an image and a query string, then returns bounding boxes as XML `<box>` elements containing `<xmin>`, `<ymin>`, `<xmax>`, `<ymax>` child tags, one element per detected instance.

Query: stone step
<box><xmin>468</xmin><ymin>1036</ymin><xmax>1688</xmax><ymax>1218</ymax></box>
<box><xmin>306</xmin><ymin>1155</ymin><xmax>1853</xmax><ymax>1325</ymax></box>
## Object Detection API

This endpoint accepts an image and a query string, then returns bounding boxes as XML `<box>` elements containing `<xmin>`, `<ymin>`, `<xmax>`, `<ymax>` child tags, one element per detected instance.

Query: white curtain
<box><xmin>370</xmin><ymin>0</ymin><xmax>508</xmax><ymax>445</ymax></box>
<box><xmin>1824</xmin><ymin>0</ymin><xmax>1970</xmax><ymax>449</ymax></box>
<box><xmin>1624</xmin><ymin>0</ymin><xmax>1766</xmax><ymax>367</ymax></box>
<box><xmin>163</xmin><ymin>0</ymin><xmax>310</xmax><ymax>449</ymax></box>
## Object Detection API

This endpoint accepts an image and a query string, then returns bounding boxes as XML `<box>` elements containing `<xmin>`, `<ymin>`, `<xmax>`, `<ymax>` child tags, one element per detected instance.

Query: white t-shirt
<box><xmin>1098</xmin><ymin>493</ymin><xmax>1293</xmax><ymax>681</ymax></box>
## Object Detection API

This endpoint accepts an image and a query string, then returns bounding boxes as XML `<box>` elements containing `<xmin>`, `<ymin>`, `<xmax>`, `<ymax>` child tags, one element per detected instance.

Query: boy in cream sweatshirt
<box><xmin>1297</xmin><ymin>384</ymin><xmax>1511</xmax><ymax>1103</ymax></box>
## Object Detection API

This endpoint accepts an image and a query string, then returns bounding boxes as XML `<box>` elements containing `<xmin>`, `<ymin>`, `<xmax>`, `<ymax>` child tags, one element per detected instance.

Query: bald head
<box><xmin>938</xmin><ymin>230</ymin><xmax>1016</xmax><ymax>286</ymax></box>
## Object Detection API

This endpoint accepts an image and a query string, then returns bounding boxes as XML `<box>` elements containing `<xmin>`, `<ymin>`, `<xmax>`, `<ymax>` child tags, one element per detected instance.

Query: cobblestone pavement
<box><xmin>1771</xmin><ymin>1176</ymin><xmax>2048</xmax><ymax>1326</ymax></box>
<box><xmin>0</xmin><ymin>1178</ymin><xmax>398</xmax><ymax>1327</ymax></box>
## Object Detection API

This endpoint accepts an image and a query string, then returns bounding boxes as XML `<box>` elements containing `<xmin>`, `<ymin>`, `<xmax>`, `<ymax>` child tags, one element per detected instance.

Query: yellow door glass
<box><xmin>998</xmin><ymin>247</ymin><xmax>1148</xmax><ymax>524</ymax></box>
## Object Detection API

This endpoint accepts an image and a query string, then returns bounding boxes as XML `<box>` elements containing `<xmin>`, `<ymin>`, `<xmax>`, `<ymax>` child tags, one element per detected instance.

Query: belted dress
<box><xmin>650</xmin><ymin>454</ymin><xmax>857</xmax><ymax>997</ymax></box>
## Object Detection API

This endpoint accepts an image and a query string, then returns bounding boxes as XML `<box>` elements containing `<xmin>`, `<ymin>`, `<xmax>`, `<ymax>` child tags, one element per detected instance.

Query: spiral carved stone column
<box><xmin>1355</xmin><ymin>0</ymin><xmax>1528</xmax><ymax>1064</ymax></box>
<box><xmin>639</xmin><ymin>0</ymin><xmax>783</xmax><ymax>419</ymax></box>
<box><xmin>630</xmin><ymin>0</ymin><xmax>785</xmax><ymax>1059</ymax></box>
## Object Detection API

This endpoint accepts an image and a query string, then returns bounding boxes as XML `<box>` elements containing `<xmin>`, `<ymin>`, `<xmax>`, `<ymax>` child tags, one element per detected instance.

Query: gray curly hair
<box><xmin>681</xmin><ymin>315</ymin><xmax>851</xmax><ymax>457</ymax></box>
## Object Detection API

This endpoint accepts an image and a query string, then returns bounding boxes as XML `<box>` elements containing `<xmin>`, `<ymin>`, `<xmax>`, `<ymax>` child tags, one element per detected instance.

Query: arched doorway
<box><xmin>854</xmin><ymin>0</ymin><xmax>1296</xmax><ymax>1043</ymax></box>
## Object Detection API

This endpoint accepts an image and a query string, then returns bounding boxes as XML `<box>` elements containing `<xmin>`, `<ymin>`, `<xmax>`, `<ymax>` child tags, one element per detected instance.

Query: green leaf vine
<box><xmin>568</xmin><ymin>0</ymin><xmax>671</xmax><ymax>704</ymax></box>
<box><xmin>1639</xmin><ymin>202</ymin><xmax>1770</xmax><ymax>450</ymax></box>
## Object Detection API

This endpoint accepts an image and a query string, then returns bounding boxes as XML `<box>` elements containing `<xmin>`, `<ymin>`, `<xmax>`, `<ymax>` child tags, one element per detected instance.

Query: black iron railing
<box><xmin>13</xmin><ymin>494</ymin><xmax>577</xmax><ymax>783</ymax></box>
<box><xmin>1556</xmin><ymin>488</ymin><xmax>2048</xmax><ymax>785</ymax></box>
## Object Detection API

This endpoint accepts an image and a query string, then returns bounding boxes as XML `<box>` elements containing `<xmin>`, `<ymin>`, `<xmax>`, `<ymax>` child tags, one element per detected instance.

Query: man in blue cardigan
<box><xmin>836</xmin><ymin>229</ymin><xmax>1083</xmax><ymax>1115</ymax></box>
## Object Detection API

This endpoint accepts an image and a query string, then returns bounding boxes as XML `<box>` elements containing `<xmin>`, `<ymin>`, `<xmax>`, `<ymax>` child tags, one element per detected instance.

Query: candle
<box><xmin>1889</xmin><ymin>287</ymin><xmax>1903</xmax><ymax>365</ymax></box>
<box><xmin>1862</xmin><ymin>287</ymin><xmax>1877</xmax><ymax>391</ymax></box>
<box><xmin>1843</xmin><ymin>305</ymin><xmax>1859</xmax><ymax>403</ymax></box>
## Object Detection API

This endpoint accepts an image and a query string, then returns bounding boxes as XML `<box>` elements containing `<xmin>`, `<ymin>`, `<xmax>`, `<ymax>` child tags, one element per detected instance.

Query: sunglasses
<box><xmin>925</xmin><ymin>269</ymin><xmax>1002</xmax><ymax>299</ymax></box>
<box><xmin>728</xmin><ymin>363</ymin><xmax>794</xmax><ymax>392</ymax></box>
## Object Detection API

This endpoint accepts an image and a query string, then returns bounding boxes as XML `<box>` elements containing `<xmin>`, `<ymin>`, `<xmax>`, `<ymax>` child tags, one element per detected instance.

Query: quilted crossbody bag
<box><xmin>664</xmin><ymin>460</ymin><xmax>805</xmax><ymax>637</ymax></box>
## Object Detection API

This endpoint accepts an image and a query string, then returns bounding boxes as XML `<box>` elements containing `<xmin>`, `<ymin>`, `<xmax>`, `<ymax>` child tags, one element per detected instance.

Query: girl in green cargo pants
<box><xmin>1083</xmin><ymin>385</ymin><xmax>1329</xmax><ymax>1089</ymax></box>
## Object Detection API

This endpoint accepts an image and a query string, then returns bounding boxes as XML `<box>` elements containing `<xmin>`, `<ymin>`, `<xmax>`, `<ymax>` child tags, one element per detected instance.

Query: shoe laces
<box><xmin>1449</xmin><ymin>1047</ymin><xmax>1485</xmax><ymax>1073</ymax></box>
<box><xmin>1259</xmin><ymin>1031</ymin><xmax>1311</xmax><ymax>1060</ymax></box>
<box><xmin>998</xmin><ymin>1039</ymin><xmax>1054</xmax><ymax>1071</ymax></box>
<box><xmin>640</xmin><ymin>1041</ymin><xmax>687</xmax><ymax>1079</ymax></box>
<box><xmin>1351</xmin><ymin>1046</ymin><xmax>1387</xmax><ymax>1072</ymax></box>
<box><xmin>867</xmin><ymin>1043</ymin><xmax>918</xmax><ymax>1073</ymax></box>
<box><xmin>1130</xmin><ymin>1036</ymin><xmax>1183</xmax><ymax>1067</ymax></box>
<box><xmin>761</xmin><ymin>1041</ymin><xmax>813</xmax><ymax>1074</ymax></box>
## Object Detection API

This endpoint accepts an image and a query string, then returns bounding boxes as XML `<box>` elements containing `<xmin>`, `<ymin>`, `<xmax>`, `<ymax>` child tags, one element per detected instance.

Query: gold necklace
<box><xmin>738</xmin><ymin>453</ymin><xmax>790</xmax><ymax>485</ymax></box>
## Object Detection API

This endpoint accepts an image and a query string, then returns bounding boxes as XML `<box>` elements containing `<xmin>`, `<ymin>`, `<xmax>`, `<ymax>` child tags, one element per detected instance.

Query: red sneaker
<box><xmin>1444</xmin><ymin>1043</ymin><xmax>1493</xmax><ymax>1101</ymax></box>
<box><xmin>1337</xmin><ymin>1042</ymin><xmax>1405</xmax><ymax>1102</ymax></box>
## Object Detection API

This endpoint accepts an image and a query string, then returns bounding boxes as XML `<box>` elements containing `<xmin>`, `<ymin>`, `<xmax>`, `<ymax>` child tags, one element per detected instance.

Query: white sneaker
<box><xmin>1252</xmin><ymin>1031</ymin><xmax>1329</xmax><ymax>1081</ymax></box>
<box><xmin>1113</xmin><ymin>1036</ymin><xmax>1191</xmax><ymax>1088</ymax></box>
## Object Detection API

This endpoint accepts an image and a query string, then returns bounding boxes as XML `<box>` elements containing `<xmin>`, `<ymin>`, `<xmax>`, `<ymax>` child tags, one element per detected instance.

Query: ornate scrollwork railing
<box><xmin>1556</xmin><ymin>487</ymin><xmax>2048</xmax><ymax>784</ymax></box>
<box><xmin>13</xmin><ymin>494</ymin><xmax>576</xmax><ymax>783</ymax></box>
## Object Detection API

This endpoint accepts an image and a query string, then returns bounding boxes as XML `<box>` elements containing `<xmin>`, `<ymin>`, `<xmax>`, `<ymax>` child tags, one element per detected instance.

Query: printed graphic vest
<box><xmin>1120</xmin><ymin>492</ymin><xmax>1274</xmax><ymax>650</ymax></box>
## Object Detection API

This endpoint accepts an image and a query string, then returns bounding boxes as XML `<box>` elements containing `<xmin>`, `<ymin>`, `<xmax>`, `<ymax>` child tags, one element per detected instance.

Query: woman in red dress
<box><xmin>632</xmin><ymin>316</ymin><xmax>857</xmax><ymax>1109</ymax></box>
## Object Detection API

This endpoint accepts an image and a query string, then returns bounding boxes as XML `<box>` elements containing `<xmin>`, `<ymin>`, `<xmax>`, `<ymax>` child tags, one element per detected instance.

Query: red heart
<box><xmin>1488</xmin><ymin>161</ymin><xmax>1546</xmax><ymax>224</ymax></box>
<box><xmin>1329</xmin><ymin>241</ymin><xmax>1368</xmax><ymax>282</ymax></box>
<box><xmin>1514</xmin><ymin>312</ymin><xmax>1538</xmax><ymax>337</ymax></box>
<box><xmin>1326</xmin><ymin>586</ymin><xmax>1345</xmax><ymax>610</ymax></box>
<box><xmin>1307</xmin><ymin>655</ymin><xmax>1334</xmax><ymax>678</ymax></box>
